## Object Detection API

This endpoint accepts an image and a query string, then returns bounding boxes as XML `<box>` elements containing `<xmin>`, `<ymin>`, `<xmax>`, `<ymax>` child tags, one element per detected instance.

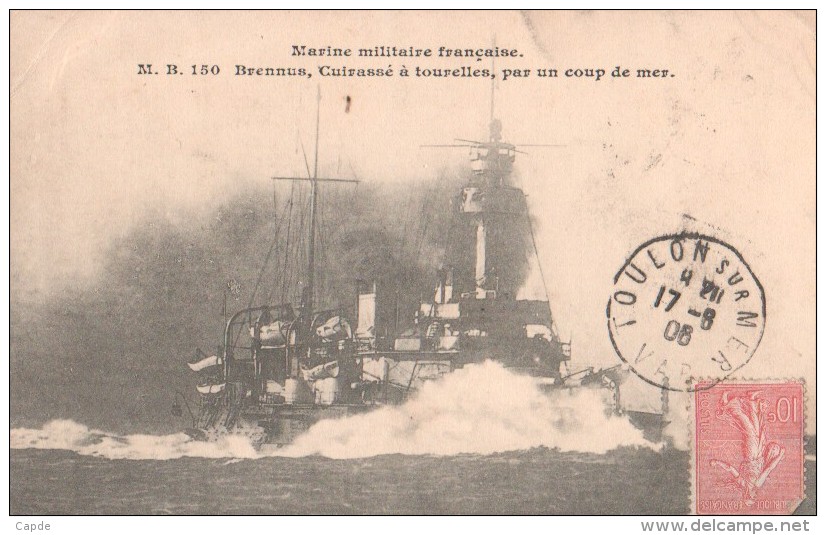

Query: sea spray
<box><xmin>279</xmin><ymin>360</ymin><xmax>654</xmax><ymax>458</ymax></box>
<box><xmin>12</xmin><ymin>361</ymin><xmax>656</xmax><ymax>460</ymax></box>
<box><xmin>11</xmin><ymin>419</ymin><xmax>260</xmax><ymax>460</ymax></box>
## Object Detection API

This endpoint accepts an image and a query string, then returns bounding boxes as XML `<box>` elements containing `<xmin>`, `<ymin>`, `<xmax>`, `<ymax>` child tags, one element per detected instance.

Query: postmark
<box><xmin>692</xmin><ymin>380</ymin><xmax>805</xmax><ymax>515</ymax></box>
<box><xmin>607</xmin><ymin>233</ymin><xmax>766</xmax><ymax>392</ymax></box>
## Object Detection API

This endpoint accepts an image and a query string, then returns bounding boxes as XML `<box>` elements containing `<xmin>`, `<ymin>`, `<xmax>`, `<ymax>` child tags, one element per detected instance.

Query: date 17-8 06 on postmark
<box><xmin>607</xmin><ymin>234</ymin><xmax>766</xmax><ymax>391</ymax></box>
<box><xmin>693</xmin><ymin>381</ymin><xmax>805</xmax><ymax>515</ymax></box>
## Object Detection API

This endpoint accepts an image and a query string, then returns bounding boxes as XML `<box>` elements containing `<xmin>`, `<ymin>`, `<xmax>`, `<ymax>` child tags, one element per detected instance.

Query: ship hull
<box><xmin>187</xmin><ymin>380</ymin><xmax>669</xmax><ymax>448</ymax></box>
<box><xmin>241</xmin><ymin>403</ymin><xmax>376</xmax><ymax>446</ymax></box>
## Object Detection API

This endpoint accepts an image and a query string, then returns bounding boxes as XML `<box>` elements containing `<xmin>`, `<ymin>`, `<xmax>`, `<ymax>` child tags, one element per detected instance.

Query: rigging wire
<box><xmin>284</xmin><ymin>182</ymin><xmax>303</xmax><ymax>305</ymax></box>
<box><xmin>231</xmin><ymin>185</ymin><xmax>292</xmax><ymax>348</ymax></box>
<box><xmin>315</xmin><ymin>188</ymin><xmax>326</xmax><ymax>306</ymax></box>
<box><xmin>246</xmin><ymin>195</ymin><xmax>287</xmax><ymax>310</ymax></box>
<box><xmin>294</xmin><ymin>193</ymin><xmax>311</xmax><ymax>304</ymax></box>
<box><xmin>268</xmin><ymin>183</ymin><xmax>280</xmax><ymax>301</ymax></box>
<box><xmin>276</xmin><ymin>180</ymin><xmax>296</xmax><ymax>304</ymax></box>
<box><xmin>414</xmin><ymin>183</ymin><xmax>436</xmax><ymax>261</ymax></box>
<box><xmin>394</xmin><ymin>185</ymin><xmax>414</xmax><ymax>267</ymax></box>
<box><xmin>522</xmin><ymin>195</ymin><xmax>556</xmax><ymax>331</ymax></box>
<box><xmin>265</xmin><ymin>193</ymin><xmax>293</xmax><ymax>303</ymax></box>
<box><xmin>317</xmin><ymin>185</ymin><xmax>335</xmax><ymax>308</ymax></box>
<box><xmin>283</xmin><ymin>182</ymin><xmax>308</xmax><ymax>306</ymax></box>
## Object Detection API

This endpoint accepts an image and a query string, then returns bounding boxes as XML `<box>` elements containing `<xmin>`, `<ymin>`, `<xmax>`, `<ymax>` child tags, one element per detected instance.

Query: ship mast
<box><xmin>304</xmin><ymin>87</ymin><xmax>321</xmax><ymax>314</ymax></box>
<box><xmin>475</xmin><ymin>50</ymin><xmax>497</xmax><ymax>296</ymax></box>
<box><xmin>272</xmin><ymin>88</ymin><xmax>359</xmax><ymax>316</ymax></box>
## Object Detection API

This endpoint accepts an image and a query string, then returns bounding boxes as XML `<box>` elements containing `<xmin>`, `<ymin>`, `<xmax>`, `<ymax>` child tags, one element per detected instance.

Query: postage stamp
<box><xmin>607</xmin><ymin>233</ymin><xmax>766</xmax><ymax>391</ymax></box>
<box><xmin>692</xmin><ymin>380</ymin><xmax>805</xmax><ymax>515</ymax></box>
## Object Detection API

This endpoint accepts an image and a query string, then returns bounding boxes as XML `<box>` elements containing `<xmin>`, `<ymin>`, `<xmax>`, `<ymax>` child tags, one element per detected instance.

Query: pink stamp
<box><xmin>693</xmin><ymin>381</ymin><xmax>805</xmax><ymax>515</ymax></box>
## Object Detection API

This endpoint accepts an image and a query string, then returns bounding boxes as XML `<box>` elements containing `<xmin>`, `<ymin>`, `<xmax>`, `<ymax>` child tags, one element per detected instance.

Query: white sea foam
<box><xmin>280</xmin><ymin>360</ymin><xmax>655</xmax><ymax>458</ymax></box>
<box><xmin>11</xmin><ymin>361</ymin><xmax>656</xmax><ymax>460</ymax></box>
<box><xmin>11</xmin><ymin>419</ymin><xmax>260</xmax><ymax>460</ymax></box>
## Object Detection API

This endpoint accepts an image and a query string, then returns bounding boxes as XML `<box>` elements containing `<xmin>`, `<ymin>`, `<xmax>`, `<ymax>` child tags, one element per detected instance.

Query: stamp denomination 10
<box><xmin>607</xmin><ymin>234</ymin><xmax>766</xmax><ymax>391</ymax></box>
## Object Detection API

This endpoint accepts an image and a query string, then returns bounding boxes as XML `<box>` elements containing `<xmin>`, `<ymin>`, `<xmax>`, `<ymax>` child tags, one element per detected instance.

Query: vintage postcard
<box><xmin>9</xmin><ymin>10</ymin><xmax>815</xmax><ymax>517</ymax></box>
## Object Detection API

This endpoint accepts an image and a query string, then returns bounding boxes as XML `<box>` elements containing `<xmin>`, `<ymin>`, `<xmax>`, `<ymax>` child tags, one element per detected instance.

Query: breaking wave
<box><xmin>11</xmin><ymin>361</ymin><xmax>655</xmax><ymax>460</ymax></box>
<box><xmin>10</xmin><ymin>419</ymin><xmax>261</xmax><ymax>460</ymax></box>
<box><xmin>279</xmin><ymin>361</ymin><xmax>654</xmax><ymax>458</ymax></box>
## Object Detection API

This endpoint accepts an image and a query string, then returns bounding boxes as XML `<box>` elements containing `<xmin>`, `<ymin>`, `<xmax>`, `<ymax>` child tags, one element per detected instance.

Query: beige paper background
<box><xmin>10</xmin><ymin>11</ymin><xmax>815</xmax><ymax>430</ymax></box>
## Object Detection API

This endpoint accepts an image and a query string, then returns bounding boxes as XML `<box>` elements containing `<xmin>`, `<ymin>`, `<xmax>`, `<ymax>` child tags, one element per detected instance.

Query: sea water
<box><xmin>10</xmin><ymin>362</ymin><xmax>816</xmax><ymax>515</ymax></box>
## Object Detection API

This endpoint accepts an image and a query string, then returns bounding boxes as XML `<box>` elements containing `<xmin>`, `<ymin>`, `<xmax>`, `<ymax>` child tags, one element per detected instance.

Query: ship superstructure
<box><xmin>175</xmin><ymin>93</ymin><xmax>629</xmax><ymax>446</ymax></box>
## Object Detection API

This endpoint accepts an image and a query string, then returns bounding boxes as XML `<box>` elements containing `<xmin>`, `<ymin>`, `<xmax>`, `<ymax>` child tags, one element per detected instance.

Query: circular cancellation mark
<box><xmin>607</xmin><ymin>233</ymin><xmax>766</xmax><ymax>392</ymax></box>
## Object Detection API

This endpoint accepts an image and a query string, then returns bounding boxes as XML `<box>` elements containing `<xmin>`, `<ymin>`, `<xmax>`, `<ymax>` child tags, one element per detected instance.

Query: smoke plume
<box><xmin>11</xmin><ymin>171</ymin><xmax>533</xmax><ymax>433</ymax></box>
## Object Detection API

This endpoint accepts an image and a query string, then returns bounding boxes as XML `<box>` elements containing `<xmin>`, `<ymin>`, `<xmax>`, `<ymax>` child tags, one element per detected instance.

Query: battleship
<box><xmin>173</xmin><ymin>90</ymin><xmax>668</xmax><ymax>446</ymax></box>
